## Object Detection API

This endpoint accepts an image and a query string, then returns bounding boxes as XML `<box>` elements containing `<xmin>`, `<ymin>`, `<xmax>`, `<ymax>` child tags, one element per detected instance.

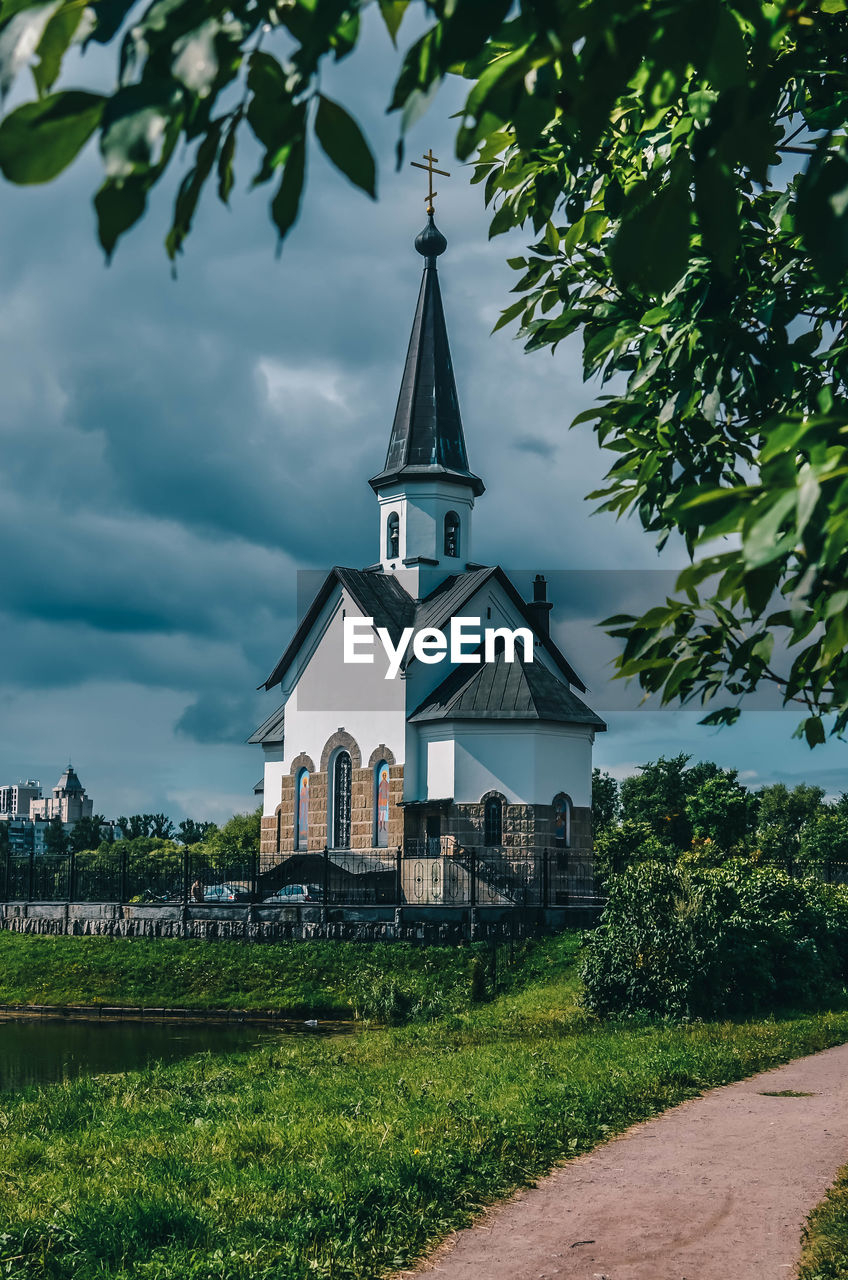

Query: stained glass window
<box><xmin>375</xmin><ymin>761</ymin><xmax>390</xmax><ymax>848</ymax></box>
<box><xmin>295</xmin><ymin>769</ymin><xmax>309</xmax><ymax>850</ymax></box>
<box><xmin>332</xmin><ymin>751</ymin><xmax>352</xmax><ymax>849</ymax></box>
<box><xmin>553</xmin><ymin>793</ymin><xmax>571</xmax><ymax>847</ymax></box>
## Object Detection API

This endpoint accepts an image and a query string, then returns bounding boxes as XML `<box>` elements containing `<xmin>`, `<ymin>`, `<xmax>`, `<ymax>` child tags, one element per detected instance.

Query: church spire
<box><xmin>369</xmin><ymin>214</ymin><xmax>484</xmax><ymax>498</ymax></box>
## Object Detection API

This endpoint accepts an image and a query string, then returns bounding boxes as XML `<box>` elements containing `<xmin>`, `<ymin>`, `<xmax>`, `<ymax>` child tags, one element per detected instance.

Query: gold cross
<box><xmin>410</xmin><ymin>148</ymin><xmax>450</xmax><ymax>214</ymax></box>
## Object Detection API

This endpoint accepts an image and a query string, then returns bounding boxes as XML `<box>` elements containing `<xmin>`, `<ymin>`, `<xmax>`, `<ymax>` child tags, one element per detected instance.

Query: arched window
<box><xmin>553</xmin><ymin>793</ymin><xmax>572</xmax><ymax>847</ymax></box>
<box><xmin>331</xmin><ymin>751</ymin><xmax>352</xmax><ymax>849</ymax></box>
<box><xmin>386</xmin><ymin>512</ymin><xmax>400</xmax><ymax>560</ymax></box>
<box><xmin>484</xmin><ymin>795</ymin><xmax>503</xmax><ymax>847</ymax></box>
<box><xmin>374</xmin><ymin>760</ymin><xmax>390</xmax><ymax>848</ymax></box>
<box><xmin>444</xmin><ymin>511</ymin><xmax>460</xmax><ymax>559</ymax></box>
<box><xmin>295</xmin><ymin>769</ymin><xmax>309</xmax><ymax>850</ymax></box>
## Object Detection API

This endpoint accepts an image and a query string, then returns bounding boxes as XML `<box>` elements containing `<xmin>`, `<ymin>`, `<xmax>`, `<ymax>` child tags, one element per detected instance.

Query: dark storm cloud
<box><xmin>175</xmin><ymin>691</ymin><xmax>265</xmax><ymax>745</ymax></box>
<box><xmin>513</xmin><ymin>435</ymin><xmax>558</xmax><ymax>460</ymax></box>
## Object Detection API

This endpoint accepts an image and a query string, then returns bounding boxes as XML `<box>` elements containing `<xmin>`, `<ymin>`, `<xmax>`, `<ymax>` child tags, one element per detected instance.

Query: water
<box><xmin>0</xmin><ymin>1015</ymin><xmax>337</xmax><ymax>1093</ymax></box>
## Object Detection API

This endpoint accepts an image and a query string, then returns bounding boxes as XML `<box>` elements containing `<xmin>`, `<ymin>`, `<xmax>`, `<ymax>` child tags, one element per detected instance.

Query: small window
<box><xmin>553</xmin><ymin>793</ymin><xmax>572</xmax><ymax>847</ymax></box>
<box><xmin>331</xmin><ymin>751</ymin><xmax>352</xmax><ymax>849</ymax></box>
<box><xmin>295</xmin><ymin>769</ymin><xmax>309</xmax><ymax>850</ymax></box>
<box><xmin>386</xmin><ymin>512</ymin><xmax>400</xmax><ymax>560</ymax></box>
<box><xmin>484</xmin><ymin>795</ymin><xmax>503</xmax><ymax>847</ymax></box>
<box><xmin>374</xmin><ymin>760</ymin><xmax>390</xmax><ymax>848</ymax></box>
<box><xmin>444</xmin><ymin>511</ymin><xmax>460</xmax><ymax>558</ymax></box>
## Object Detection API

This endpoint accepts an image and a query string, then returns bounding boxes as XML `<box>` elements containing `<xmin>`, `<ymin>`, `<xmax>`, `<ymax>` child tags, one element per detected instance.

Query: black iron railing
<box><xmin>2</xmin><ymin>842</ymin><xmax>844</xmax><ymax>909</ymax></box>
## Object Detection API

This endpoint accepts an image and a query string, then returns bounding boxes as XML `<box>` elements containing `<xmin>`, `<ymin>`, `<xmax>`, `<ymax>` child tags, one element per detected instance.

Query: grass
<box><xmin>2</xmin><ymin>935</ymin><xmax>848</xmax><ymax>1279</ymax></box>
<box><xmin>800</xmin><ymin>1167</ymin><xmax>848</xmax><ymax>1279</ymax></box>
<box><xmin>0</xmin><ymin>931</ymin><xmax>555</xmax><ymax>1019</ymax></box>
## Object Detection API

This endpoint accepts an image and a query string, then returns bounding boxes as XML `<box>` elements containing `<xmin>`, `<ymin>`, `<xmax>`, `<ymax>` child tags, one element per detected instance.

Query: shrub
<box><xmin>582</xmin><ymin>860</ymin><xmax>848</xmax><ymax>1019</ymax></box>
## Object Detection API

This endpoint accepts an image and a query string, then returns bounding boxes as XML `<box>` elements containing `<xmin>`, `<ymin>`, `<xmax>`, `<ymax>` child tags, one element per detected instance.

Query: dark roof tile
<box><xmin>409</xmin><ymin>649</ymin><xmax>606</xmax><ymax>729</ymax></box>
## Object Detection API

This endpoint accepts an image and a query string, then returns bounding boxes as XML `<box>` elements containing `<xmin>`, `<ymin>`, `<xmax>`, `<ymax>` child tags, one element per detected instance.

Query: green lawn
<box><xmin>0</xmin><ymin>931</ymin><xmax>553</xmax><ymax>1019</ymax></box>
<box><xmin>800</xmin><ymin>1167</ymin><xmax>848</xmax><ymax>1279</ymax></box>
<box><xmin>2</xmin><ymin>935</ymin><xmax>848</xmax><ymax>1279</ymax></box>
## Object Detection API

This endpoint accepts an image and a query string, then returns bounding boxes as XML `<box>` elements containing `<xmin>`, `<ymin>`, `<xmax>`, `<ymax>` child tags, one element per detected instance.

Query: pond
<box><xmin>0</xmin><ymin>1014</ymin><xmax>340</xmax><ymax>1093</ymax></box>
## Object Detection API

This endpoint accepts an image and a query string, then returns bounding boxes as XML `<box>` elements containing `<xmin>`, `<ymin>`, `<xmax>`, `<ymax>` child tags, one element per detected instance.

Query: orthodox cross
<box><xmin>410</xmin><ymin>148</ymin><xmax>450</xmax><ymax>214</ymax></box>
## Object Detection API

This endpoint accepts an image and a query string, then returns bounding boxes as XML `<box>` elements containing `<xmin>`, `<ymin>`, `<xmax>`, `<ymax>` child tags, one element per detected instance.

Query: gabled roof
<box><xmin>369</xmin><ymin>216</ymin><xmax>484</xmax><ymax>498</ymax></box>
<box><xmin>409</xmin><ymin>649</ymin><xmax>606</xmax><ymax>730</ymax></box>
<box><xmin>260</xmin><ymin>564</ymin><xmax>588</xmax><ymax>694</ymax></box>
<box><xmin>247</xmin><ymin>704</ymin><xmax>286</xmax><ymax>745</ymax></box>
<box><xmin>414</xmin><ymin>566</ymin><xmax>587</xmax><ymax>692</ymax></box>
<box><xmin>260</xmin><ymin>567</ymin><xmax>415</xmax><ymax>691</ymax></box>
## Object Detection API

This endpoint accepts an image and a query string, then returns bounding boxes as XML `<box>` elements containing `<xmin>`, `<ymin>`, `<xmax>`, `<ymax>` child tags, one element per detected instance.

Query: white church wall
<box><xmin>451</xmin><ymin>723</ymin><xmax>593</xmax><ymax>807</ymax></box>
<box><xmin>426</xmin><ymin>736</ymin><xmax>455</xmax><ymax>799</ymax></box>
<box><xmin>261</xmin><ymin>759</ymin><xmax>286</xmax><ymax>819</ymax></box>
<box><xmin>270</xmin><ymin>586</ymin><xmax>406</xmax><ymax>809</ymax></box>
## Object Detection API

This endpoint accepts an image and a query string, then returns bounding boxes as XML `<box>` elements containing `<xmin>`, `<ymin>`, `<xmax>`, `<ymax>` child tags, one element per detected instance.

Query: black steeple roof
<box><xmin>369</xmin><ymin>215</ymin><xmax>484</xmax><ymax>497</ymax></box>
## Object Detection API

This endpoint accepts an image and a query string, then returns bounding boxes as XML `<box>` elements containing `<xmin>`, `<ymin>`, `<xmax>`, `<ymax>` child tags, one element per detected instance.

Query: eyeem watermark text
<box><xmin>344</xmin><ymin>618</ymin><xmax>534</xmax><ymax>680</ymax></box>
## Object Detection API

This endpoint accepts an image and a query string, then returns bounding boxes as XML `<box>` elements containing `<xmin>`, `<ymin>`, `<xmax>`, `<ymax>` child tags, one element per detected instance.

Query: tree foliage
<box><xmin>2</xmin><ymin>0</ymin><xmax>848</xmax><ymax>737</ymax></box>
<box><xmin>177</xmin><ymin>818</ymin><xmax>216</xmax><ymax>845</ymax></box>
<box><xmin>583</xmin><ymin>859</ymin><xmax>848</xmax><ymax>1019</ymax></box>
<box><xmin>591</xmin><ymin>767</ymin><xmax>619</xmax><ymax>834</ymax></box>
<box><xmin>685</xmin><ymin>770</ymin><xmax>753</xmax><ymax>848</ymax></box>
<box><xmin>68</xmin><ymin>814</ymin><xmax>107</xmax><ymax>854</ymax></box>
<box><xmin>44</xmin><ymin>814</ymin><xmax>69</xmax><ymax>855</ymax></box>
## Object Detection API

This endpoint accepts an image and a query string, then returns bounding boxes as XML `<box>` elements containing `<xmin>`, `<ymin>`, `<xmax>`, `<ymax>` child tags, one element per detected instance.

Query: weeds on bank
<box><xmin>0</xmin><ymin>932</ymin><xmax>578</xmax><ymax>1018</ymax></box>
<box><xmin>2</xmin><ymin>934</ymin><xmax>848</xmax><ymax>1279</ymax></box>
<box><xmin>800</xmin><ymin>1165</ymin><xmax>848</xmax><ymax>1280</ymax></box>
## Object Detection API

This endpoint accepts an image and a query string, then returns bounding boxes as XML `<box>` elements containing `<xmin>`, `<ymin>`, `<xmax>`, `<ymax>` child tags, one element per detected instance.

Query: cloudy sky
<box><xmin>0</xmin><ymin>8</ymin><xmax>844</xmax><ymax>822</ymax></box>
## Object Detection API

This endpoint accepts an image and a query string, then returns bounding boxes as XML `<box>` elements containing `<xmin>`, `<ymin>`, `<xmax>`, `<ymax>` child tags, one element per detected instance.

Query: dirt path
<box><xmin>404</xmin><ymin>1042</ymin><xmax>848</xmax><ymax>1280</ymax></box>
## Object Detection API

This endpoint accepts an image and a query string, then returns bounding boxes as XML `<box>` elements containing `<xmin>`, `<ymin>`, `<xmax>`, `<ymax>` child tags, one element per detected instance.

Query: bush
<box><xmin>582</xmin><ymin>860</ymin><xmax>848</xmax><ymax>1019</ymax></box>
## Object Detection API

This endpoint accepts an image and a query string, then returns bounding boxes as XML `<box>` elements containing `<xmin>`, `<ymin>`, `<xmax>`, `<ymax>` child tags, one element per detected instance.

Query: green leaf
<box><xmin>32</xmin><ymin>0</ymin><xmax>84</xmax><ymax>96</ymax></box>
<box><xmin>171</xmin><ymin>19</ymin><xmax>221</xmax><ymax>98</ymax></box>
<box><xmin>217</xmin><ymin>115</ymin><xmax>237</xmax><ymax>203</ymax></box>
<box><xmin>271</xmin><ymin>133</ymin><xmax>305</xmax><ymax>241</ymax></box>
<box><xmin>0</xmin><ymin>88</ymin><xmax>103</xmax><ymax>182</ymax></box>
<box><xmin>94</xmin><ymin>173</ymin><xmax>147</xmax><ymax>259</ymax></box>
<box><xmin>694</xmin><ymin>155</ymin><xmax>738</xmax><ymax>274</ymax></box>
<box><xmin>166</xmin><ymin>124</ymin><xmax>219</xmax><ymax>260</ymax></box>
<box><xmin>611</xmin><ymin>181</ymin><xmax>691</xmax><ymax>295</ymax></box>
<box><xmin>377</xmin><ymin>0</ymin><xmax>408</xmax><ymax>45</ymax></box>
<box><xmin>801</xmin><ymin>716</ymin><xmax>826</xmax><ymax>748</ymax></box>
<box><xmin>492</xmin><ymin>296</ymin><xmax>526</xmax><ymax>333</ymax></box>
<box><xmin>0</xmin><ymin>0</ymin><xmax>59</xmax><ymax>98</ymax></box>
<box><xmin>797</xmin><ymin>149</ymin><xmax>848</xmax><ymax>285</ymax></box>
<box><xmin>314</xmin><ymin>93</ymin><xmax>375</xmax><ymax>198</ymax></box>
<box><xmin>699</xmin><ymin>707</ymin><xmax>742</xmax><ymax>727</ymax></box>
<box><xmin>99</xmin><ymin>83</ymin><xmax>179</xmax><ymax>179</ymax></box>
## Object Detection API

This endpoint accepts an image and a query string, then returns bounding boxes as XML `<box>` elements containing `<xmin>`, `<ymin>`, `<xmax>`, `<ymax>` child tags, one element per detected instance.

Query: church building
<box><xmin>251</xmin><ymin>207</ymin><xmax>605</xmax><ymax>894</ymax></box>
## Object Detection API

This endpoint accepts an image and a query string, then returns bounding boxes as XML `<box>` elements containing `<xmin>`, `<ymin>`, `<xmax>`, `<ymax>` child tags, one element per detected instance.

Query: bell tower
<box><xmin>369</xmin><ymin>169</ymin><xmax>484</xmax><ymax>599</ymax></box>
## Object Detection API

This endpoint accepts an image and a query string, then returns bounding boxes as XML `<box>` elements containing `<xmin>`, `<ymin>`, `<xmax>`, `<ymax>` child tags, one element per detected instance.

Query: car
<box><xmin>263</xmin><ymin>883</ymin><xmax>315</xmax><ymax>904</ymax></box>
<box><xmin>202</xmin><ymin>883</ymin><xmax>244</xmax><ymax>902</ymax></box>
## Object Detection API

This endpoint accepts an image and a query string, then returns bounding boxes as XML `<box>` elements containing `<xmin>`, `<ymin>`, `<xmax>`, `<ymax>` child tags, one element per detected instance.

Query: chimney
<box><xmin>526</xmin><ymin>573</ymin><xmax>553</xmax><ymax>639</ymax></box>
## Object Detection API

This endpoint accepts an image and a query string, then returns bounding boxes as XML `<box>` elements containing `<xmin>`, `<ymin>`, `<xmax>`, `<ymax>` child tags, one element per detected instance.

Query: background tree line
<box><xmin>592</xmin><ymin>757</ymin><xmax>848</xmax><ymax>876</ymax></box>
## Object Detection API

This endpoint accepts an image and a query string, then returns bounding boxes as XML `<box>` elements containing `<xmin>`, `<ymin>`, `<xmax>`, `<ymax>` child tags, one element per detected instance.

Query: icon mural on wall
<box><xmin>553</xmin><ymin>793</ymin><xmax>570</xmax><ymax>846</ymax></box>
<box><xmin>297</xmin><ymin>770</ymin><xmax>309</xmax><ymax>849</ymax></box>
<box><xmin>376</xmin><ymin>762</ymin><xmax>389</xmax><ymax>848</ymax></box>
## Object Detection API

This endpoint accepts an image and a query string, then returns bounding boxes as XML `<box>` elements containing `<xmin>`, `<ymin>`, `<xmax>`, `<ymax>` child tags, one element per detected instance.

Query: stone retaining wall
<box><xmin>0</xmin><ymin>901</ymin><xmax>600</xmax><ymax>943</ymax></box>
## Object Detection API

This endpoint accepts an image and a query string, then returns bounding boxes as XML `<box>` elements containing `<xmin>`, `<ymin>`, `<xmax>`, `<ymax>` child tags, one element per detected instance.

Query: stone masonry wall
<box><xmin>260</xmin><ymin>730</ymin><xmax>405</xmax><ymax>859</ymax></box>
<box><xmin>0</xmin><ymin>900</ymin><xmax>601</xmax><ymax>944</ymax></box>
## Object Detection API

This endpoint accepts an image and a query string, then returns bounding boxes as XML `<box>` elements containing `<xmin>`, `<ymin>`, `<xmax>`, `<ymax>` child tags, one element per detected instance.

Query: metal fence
<box><xmin>0</xmin><ymin>840</ymin><xmax>602</xmax><ymax>909</ymax></box>
<box><xmin>2</xmin><ymin>845</ymin><xmax>845</xmax><ymax>909</ymax></box>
